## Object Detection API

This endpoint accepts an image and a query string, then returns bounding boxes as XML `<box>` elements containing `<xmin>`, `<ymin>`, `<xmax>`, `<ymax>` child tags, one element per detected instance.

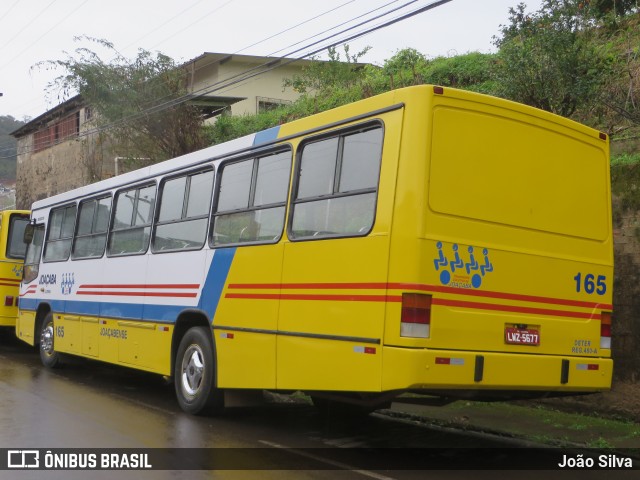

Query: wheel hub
<box><xmin>181</xmin><ymin>345</ymin><xmax>205</xmax><ymax>397</ymax></box>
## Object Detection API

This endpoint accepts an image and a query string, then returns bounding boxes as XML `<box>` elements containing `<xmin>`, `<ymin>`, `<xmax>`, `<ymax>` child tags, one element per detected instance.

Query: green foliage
<box><xmin>596</xmin><ymin>13</ymin><xmax>640</xmax><ymax>132</ymax></box>
<box><xmin>0</xmin><ymin>115</ymin><xmax>25</xmax><ymax>180</ymax></box>
<box><xmin>35</xmin><ymin>36</ymin><xmax>207</xmax><ymax>163</ymax></box>
<box><xmin>420</xmin><ymin>53</ymin><xmax>498</xmax><ymax>95</ymax></box>
<box><xmin>205</xmin><ymin>109</ymin><xmax>288</xmax><ymax>145</ymax></box>
<box><xmin>207</xmin><ymin>47</ymin><xmax>498</xmax><ymax>147</ymax></box>
<box><xmin>283</xmin><ymin>45</ymin><xmax>371</xmax><ymax>95</ymax></box>
<box><xmin>610</xmin><ymin>162</ymin><xmax>640</xmax><ymax>224</ymax></box>
<box><xmin>492</xmin><ymin>1</ymin><xmax>614</xmax><ymax>117</ymax></box>
<box><xmin>589</xmin><ymin>0</ymin><xmax>638</xmax><ymax>18</ymax></box>
<box><xmin>611</xmin><ymin>152</ymin><xmax>640</xmax><ymax>165</ymax></box>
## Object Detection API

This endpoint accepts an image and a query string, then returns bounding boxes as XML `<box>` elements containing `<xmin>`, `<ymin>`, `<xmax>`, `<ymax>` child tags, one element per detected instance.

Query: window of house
<box><xmin>211</xmin><ymin>149</ymin><xmax>291</xmax><ymax>246</ymax></box>
<box><xmin>257</xmin><ymin>96</ymin><xmax>290</xmax><ymax>113</ymax></box>
<box><xmin>108</xmin><ymin>184</ymin><xmax>156</xmax><ymax>256</ymax></box>
<box><xmin>290</xmin><ymin>124</ymin><xmax>383</xmax><ymax>240</ymax></box>
<box><xmin>44</xmin><ymin>204</ymin><xmax>77</xmax><ymax>262</ymax></box>
<box><xmin>153</xmin><ymin>169</ymin><xmax>214</xmax><ymax>252</ymax></box>
<box><xmin>72</xmin><ymin>196</ymin><xmax>112</xmax><ymax>259</ymax></box>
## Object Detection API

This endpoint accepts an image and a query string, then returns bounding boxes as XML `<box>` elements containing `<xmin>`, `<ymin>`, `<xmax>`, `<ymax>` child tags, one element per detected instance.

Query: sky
<box><xmin>0</xmin><ymin>0</ymin><xmax>543</xmax><ymax>121</ymax></box>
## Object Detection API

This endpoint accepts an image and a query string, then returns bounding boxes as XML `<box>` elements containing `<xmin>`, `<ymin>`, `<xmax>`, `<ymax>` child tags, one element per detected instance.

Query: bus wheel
<box><xmin>174</xmin><ymin>327</ymin><xmax>223</xmax><ymax>415</ymax></box>
<box><xmin>39</xmin><ymin>313</ymin><xmax>61</xmax><ymax>369</ymax></box>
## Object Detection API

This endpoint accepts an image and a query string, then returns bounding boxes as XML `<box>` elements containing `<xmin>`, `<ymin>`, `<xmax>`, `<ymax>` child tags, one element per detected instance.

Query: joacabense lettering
<box><xmin>39</xmin><ymin>274</ymin><xmax>57</xmax><ymax>285</ymax></box>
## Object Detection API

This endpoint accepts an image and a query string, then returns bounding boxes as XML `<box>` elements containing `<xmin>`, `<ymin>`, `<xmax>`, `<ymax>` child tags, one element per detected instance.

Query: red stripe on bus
<box><xmin>227</xmin><ymin>282</ymin><xmax>611</xmax><ymax>310</ymax></box>
<box><xmin>76</xmin><ymin>291</ymin><xmax>197</xmax><ymax>298</ymax></box>
<box><xmin>79</xmin><ymin>284</ymin><xmax>200</xmax><ymax>290</ymax></box>
<box><xmin>431</xmin><ymin>298</ymin><xmax>600</xmax><ymax>320</ymax></box>
<box><xmin>0</xmin><ymin>278</ymin><xmax>20</xmax><ymax>283</ymax></box>
<box><xmin>0</xmin><ymin>282</ymin><xmax>19</xmax><ymax>287</ymax></box>
<box><xmin>392</xmin><ymin>283</ymin><xmax>612</xmax><ymax>310</ymax></box>
<box><xmin>228</xmin><ymin>282</ymin><xmax>388</xmax><ymax>290</ymax></box>
<box><xmin>226</xmin><ymin>293</ymin><xmax>403</xmax><ymax>303</ymax></box>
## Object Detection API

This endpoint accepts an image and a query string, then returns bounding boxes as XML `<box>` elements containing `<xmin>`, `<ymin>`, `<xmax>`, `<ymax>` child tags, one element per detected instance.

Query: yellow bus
<box><xmin>17</xmin><ymin>85</ymin><xmax>613</xmax><ymax>414</ymax></box>
<box><xmin>0</xmin><ymin>209</ymin><xmax>30</xmax><ymax>328</ymax></box>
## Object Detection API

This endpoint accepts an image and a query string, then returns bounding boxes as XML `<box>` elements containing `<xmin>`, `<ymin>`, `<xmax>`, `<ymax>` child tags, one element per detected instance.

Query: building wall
<box><xmin>190</xmin><ymin>56</ymin><xmax>304</xmax><ymax>116</ymax></box>
<box><xmin>16</xmin><ymin>108</ymin><xmax>114</xmax><ymax>209</ymax></box>
<box><xmin>16</xmin><ymin>54</ymin><xmax>309</xmax><ymax>208</ymax></box>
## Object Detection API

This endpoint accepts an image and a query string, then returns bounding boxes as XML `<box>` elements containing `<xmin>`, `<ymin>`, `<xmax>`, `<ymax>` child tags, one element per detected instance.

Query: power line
<box><xmin>108</xmin><ymin>0</ymin><xmax>423</xmax><ymax>120</ymax></box>
<box><xmin>3</xmin><ymin>0</ymin><xmax>349</xmax><ymax>119</ymax></box>
<box><xmin>234</xmin><ymin>0</ymin><xmax>358</xmax><ymax>55</ymax></box>
<box><xmin>2</xmin><ymin>0</ymin><xmax>452</xmax><ymax>159</ymax></box>
<box><xmin>0</xmin><ymin>0</ymin><xmax>59</xmax><ymax>55</ymax></box>
<box><xmin>140</xmin><ymin>0</ymin><xmax>451</xmax><ymax>118</ymax></box>
<box><xmin>0</xmin><ymin>0</ymin><xmax>22</xmax><ymax>24</ymax></box>
<box><xmin>0</xmin><ymin>0</ymin><xmax>92</xmax><ymax>74</ymax></box>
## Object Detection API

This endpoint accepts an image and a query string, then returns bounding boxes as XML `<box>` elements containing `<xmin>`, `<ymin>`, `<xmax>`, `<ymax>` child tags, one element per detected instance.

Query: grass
<box><xmin>390</xmin><ymin>399</ymin><xmax>640</xmax><ymax>449</ymax></box>
<box><xmin>611</xmin><ymin>152</ymin><xmax>640</xmax><ymax>166</ymax></box>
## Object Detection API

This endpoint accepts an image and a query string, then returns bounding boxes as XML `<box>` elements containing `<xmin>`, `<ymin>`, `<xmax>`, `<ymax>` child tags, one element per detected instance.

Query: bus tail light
<box><xmin>401</xmin><ymin>293</ymin><xmax>432</xmax><ymax>338</ymax></box>
<box><xmin>600</xmin><ymin>312</ymin><xmax>611</xmax><ymax>349</ymax></box>
<box><xmin>5</xmin><ymin>296</ymin><xmax>14</xmax><ymax>307</ymax></box>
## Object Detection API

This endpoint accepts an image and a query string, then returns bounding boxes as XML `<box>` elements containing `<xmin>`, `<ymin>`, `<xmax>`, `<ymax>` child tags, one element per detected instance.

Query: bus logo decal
<box><xmin>434</xmin><ymin>242</ymin><xmax>493</xmax><ymax>289</ymax></box>
<box><xmin>61</xmin><ymin>273</ymin><xmax>75</xmax><ymax>295</ymax></box>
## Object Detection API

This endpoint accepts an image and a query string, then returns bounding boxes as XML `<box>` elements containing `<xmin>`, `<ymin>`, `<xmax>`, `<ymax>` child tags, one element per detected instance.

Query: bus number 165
<box><xmin>573</xmin><ymin>273</ymin><xmax>606</xmax><ymax>295</ymax></box>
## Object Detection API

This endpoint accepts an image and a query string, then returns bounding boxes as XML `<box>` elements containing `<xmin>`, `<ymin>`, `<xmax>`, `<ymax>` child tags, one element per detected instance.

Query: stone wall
<box><xmin>16</xmin><ymin>132</ymin><xmax>113</xmax><ymax>209</ymax></box>
<box><xmin>612</xmin><ymin>205</ymin><xmax>640</xmax><ymax>381</ymax></box>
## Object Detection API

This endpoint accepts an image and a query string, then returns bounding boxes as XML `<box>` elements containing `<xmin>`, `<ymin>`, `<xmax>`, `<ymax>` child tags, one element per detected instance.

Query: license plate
<box><xmin>505</xmin><ymin>325</ymin><xmax>540</xmax><ymax>346</ymax></box>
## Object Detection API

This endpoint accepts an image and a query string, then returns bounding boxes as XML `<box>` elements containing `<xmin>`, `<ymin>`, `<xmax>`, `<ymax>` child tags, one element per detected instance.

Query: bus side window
<box><xmin>290</xmin><ymin>125</ymin><xmax>383</xmax><ymax>239</ymax></box>
<box><xmin>108</xmin><ymin>184</ymin><xmax>156</xmax><ymax>256</ymax></box>
<box><xmin>44</xmin><ymin>204</ymin><xmax>77</xmax><ymax>262</ymax></box>
<box><xmin>211</xmin><ymin>149</ymin><xmax>291</xmax><ymax>246</ymax></box>
<box><xmin>72</xmin><ymin>196</ymin><xmax>112</xmax><ymax>259</ymax></box>
<box><xmin>152</xmin><ymin>169</ymin><xmax>214</xmax><ymax>252</ymax></box>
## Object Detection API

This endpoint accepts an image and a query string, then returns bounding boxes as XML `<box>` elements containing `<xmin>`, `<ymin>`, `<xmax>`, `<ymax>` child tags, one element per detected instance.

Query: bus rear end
<box><xmin>0</xmin><ymin>210</ymin><xmax>30</xmax><ymax>328</ymax></box>
<box><xmin>383</xmin><ymin>86</ymin><xmax>613</xmax><ymax>398</ymax></box>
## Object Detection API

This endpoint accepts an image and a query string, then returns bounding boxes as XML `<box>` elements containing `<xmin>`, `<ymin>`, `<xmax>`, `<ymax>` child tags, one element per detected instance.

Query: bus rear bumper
<box><xmin>0</xmin><ymin>314</ymin><xmax>16</xmax><ymax>327</ymax></box>
<box><xmin>382</xmin><ymin>346</ymin><xmax>613</xmax><ymax>393</ymax></box>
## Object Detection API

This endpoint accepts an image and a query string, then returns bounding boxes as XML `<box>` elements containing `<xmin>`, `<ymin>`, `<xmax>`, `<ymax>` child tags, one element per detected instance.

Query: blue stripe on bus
<box><xmin>19</xmin><ymin>298</ymin><xmax>185</xmax><ymax>323</ymax></box>
<box><xmin>253</xmin><ymin>126</ymin><xmax>280</xmax><ymax>145</ymax></box>
<box><xmin>198</xmin><ymin>247</ymin><xmax>236</xmax><ymax>323</ymax></box>
<box><xmin>20</xmin><ymin>248</ymin><xmax>237</xmax><ymax>323</ymax></box>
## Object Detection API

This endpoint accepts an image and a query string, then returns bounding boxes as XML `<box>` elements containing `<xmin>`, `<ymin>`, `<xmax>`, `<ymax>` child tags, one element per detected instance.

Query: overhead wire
<box><xmin>0</xmin><ymin>0</ymin><xmax>22</xmax><ymax>24</ymax></box>
<box><xmin>0</xmin><ymin>0</ymin><xmax>59</xmax><ymax>54</ymax></box>
<box><xmin>132</xmin><ymin>0</ymin><xmax>451</xmax><ymax>118</ymax></box>
<box><xmin>0</xmin><ymin>0</ymin><xmax>92</xmax><ymax>74</ymax></box>
<box><xmin>2</xmin><ymin>0</ymin><xmax>452</xmax><ymax>159</ymax></box>
<box><xmin>99</xmin><ymin>0</ymin><xmax>425</xmax><ymax>120</ymax></box>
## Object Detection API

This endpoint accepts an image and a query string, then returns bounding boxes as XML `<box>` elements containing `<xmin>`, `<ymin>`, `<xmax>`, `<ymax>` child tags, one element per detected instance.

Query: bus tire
<box><xmin>174</xmin><ymin>326</ymin><xmax>223</xmax><ymax>415</ymax></box>
<box><xmin>39</xmin><ymin>313</ymin><xmax>61</xmax><ymax>369</ymax></box>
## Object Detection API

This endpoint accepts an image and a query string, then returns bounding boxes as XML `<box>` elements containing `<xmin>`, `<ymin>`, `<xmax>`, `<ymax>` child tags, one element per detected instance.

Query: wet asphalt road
<box><xmin>0</xmin><ymin>329</ymin><xmax>636</xmax><ymax>480</ymax></box>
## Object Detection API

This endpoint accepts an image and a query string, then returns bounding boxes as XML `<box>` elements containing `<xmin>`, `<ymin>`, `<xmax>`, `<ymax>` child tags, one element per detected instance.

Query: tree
<box><xmin>0</xmin><ymin>115</ymin><xmax>25</xmax><ymax>180</ymax></box>
<box><xmin>492</xmin><ymin>1</ymin><xmax>613</xmax><ymax>118</ymax></box>
<box><xmin>36</xmin><ymin>36</ymin><xmax>208</xmax><ymax>166</ymax></box>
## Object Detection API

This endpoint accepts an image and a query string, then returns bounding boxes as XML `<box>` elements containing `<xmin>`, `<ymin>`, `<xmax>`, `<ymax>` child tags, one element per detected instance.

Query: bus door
<box><xmin>277</xmin><ymin>122</ymin><xmax>395</xmax><ymax>392</ymax></box>
<box><xmin>207</xmin><ymin>149</ymin><xmax>292</xmax><ymax>389</ymax></box>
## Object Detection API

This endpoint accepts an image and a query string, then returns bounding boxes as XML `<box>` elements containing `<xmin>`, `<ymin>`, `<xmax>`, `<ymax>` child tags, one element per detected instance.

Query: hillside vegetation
<box><xmin>0</xmin><ymin>115</ymin><xmax>24</xmax><ymax>181</ymax></box>
<box><xmin>207</xmin><ymin>1</ymin><xmax>640</xmax><ymax>163</ymax></box>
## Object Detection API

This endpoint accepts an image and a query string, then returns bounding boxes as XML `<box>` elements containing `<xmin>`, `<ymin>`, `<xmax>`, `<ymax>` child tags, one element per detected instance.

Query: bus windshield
<box><xmin>7</xmin><ymin>214</ymin><xmax>29</xmax><ymax>259</ymax></box>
